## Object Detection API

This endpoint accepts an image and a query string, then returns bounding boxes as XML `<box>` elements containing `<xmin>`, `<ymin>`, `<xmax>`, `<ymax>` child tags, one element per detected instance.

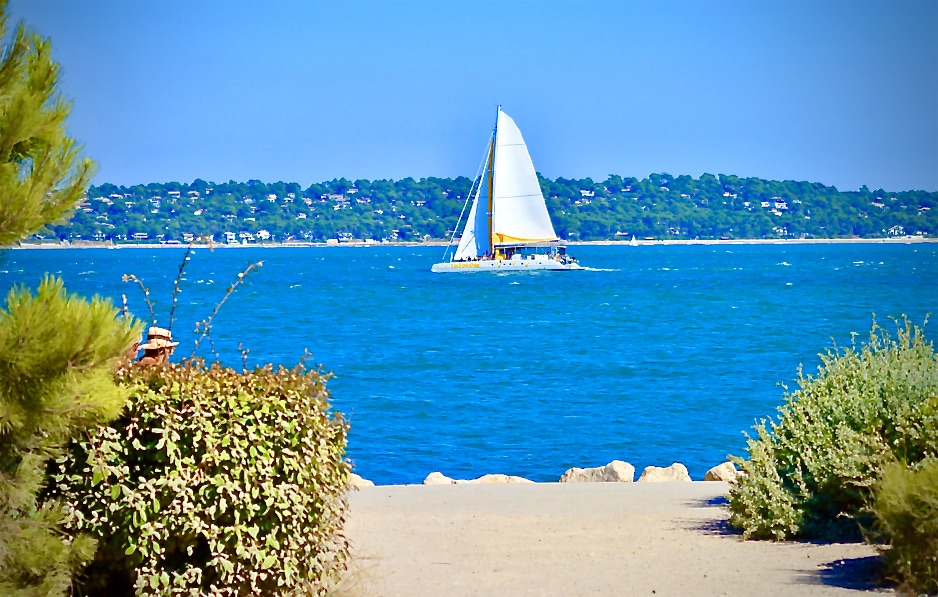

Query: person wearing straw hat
<box><xmin>136</xmin><ymin>326</ymin><xmax>178</xmax><ymax>366</ymax></box>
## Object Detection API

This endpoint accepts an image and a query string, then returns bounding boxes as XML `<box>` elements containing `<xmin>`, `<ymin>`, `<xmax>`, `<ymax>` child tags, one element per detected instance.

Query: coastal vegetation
<box><xmin>37</xmin><ymin>174</ymin><xmax>938</xmax><ymax>245</ymax></box>
<box><xmin>0</xmin><ymin>0</ymin><xmax>141</xmax><ymax>592</ymax></box>
<box><xmin>1</xmin><ymin>4</ymin><xmax>351</xmax><ymax>594</ymax></box>
<box><xmin>0</xmin><ymin>279</ymin><xmax>139</xmax><ymax>595</ymax></box>
<box><xmin>0</xmin><ymin>9</ymin><xmax>93</xmax><ymax>247</ymax></box>
<box><xmin>727</xmin><ymin>318</ymin><xmax>937</xmax><ymax>590</ymax></box>
<box><xmin>871</xmin><ymin>459</ymin><xmax>938</xmax><ymax>594</ymax></box>
<box><xmin>47</xmin><ymin>360</ymin><xmax>350</xmax><ymax>595</ymax></box>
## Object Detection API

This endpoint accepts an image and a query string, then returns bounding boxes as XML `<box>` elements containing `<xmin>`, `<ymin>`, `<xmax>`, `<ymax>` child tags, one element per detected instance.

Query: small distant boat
<box><xmin>431</xmin><ymin>107</ymin><xmax>582</xmax><ymax>272</ymax></box>
<box><xmin>629</xmin><ymin>235</ymin><xmax>638</xmax><ymax>247</ymax></box>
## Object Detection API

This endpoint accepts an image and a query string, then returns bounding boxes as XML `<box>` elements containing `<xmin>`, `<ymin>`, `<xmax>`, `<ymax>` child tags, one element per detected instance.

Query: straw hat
<box><xmin>139</xmin><ymin>326</ymin><xmax>179</xmax><ymax>350</ymax></box>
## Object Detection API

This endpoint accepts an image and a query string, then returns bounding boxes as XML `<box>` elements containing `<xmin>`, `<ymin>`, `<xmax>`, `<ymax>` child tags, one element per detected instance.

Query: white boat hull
<box><xmin>431</xmin><ymin>257</ymin><xmax>583</xmax><ymax>273</ymax></box>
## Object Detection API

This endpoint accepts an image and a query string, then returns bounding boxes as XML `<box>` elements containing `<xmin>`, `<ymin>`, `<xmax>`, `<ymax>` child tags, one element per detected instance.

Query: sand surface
<box><xmin>342</xmin><ymin>482</ymin><xmax>890</xmax><ymax>596</ymax></box>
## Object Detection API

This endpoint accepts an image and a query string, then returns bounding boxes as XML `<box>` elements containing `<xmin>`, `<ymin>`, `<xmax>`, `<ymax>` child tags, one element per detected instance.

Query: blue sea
<box><xmin>3</xmin><ymin>243</ymin><xmax>936</xmax><ymax>484</ymax></box>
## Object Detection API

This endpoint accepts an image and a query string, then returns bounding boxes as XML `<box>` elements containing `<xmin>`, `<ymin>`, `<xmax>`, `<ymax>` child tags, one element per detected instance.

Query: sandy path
<box><xmin>341</xmin><ymin>482</ymin><xmax>889</xmax><ymax>596</ymax></box>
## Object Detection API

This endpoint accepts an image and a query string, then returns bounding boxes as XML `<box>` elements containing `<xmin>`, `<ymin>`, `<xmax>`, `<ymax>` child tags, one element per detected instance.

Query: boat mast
<box><xmin>487</xmin><ymin>106</ymin><xmax>498</xmax><ymax>255</ymax></box>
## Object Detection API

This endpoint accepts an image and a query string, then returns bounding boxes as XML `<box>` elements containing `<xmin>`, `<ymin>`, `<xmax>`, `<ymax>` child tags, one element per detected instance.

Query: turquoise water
<box><xmin>3</xmin><ymin>243</ymin><xmax>936</xmax><ymax>484</ymax></box>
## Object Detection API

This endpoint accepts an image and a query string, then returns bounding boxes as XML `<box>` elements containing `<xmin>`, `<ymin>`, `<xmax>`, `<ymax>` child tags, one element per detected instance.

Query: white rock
<box><xmin>603</xmin><ymin>460</ymin><xmax>635</xmax><ymax>482</ymax></box>
<box><xmin>423</xmin><ymin>471</ymin><xmax>457</xmax><ymax>485</ymax></box>
<box><xmin>636</xmin><ymin>462</ymin><xmax>692</xmax><ymax>483</ymax></box>
<box><xmin>348</xmin><ymin>472</ymin><xmax>375</xmax><ymax>487</ymax></box>
<box><xmin>559</xmin><ymin>460</ymin><xmax>634</xmax><ymax>483</ymax></box>
<box><xmin>704</xmin><ymin>462</ymin><xmax>738</xmax><ymax>483</ymax></box>
<box><xmin>458</xmin><ymin>474</ymin><xmax>534</xmax><ymax>484</ymax></box>
<box><xmin>559</xmin><ymin>466</ymin><xmax>605</xmax><ymax>483</ymax></box>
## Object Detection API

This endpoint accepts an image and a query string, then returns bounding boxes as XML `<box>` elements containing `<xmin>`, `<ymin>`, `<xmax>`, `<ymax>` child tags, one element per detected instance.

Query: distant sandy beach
<box><xmin>14</xmin><ymin>236</ymin><xmax>934</xmax><ymax>250</ymax></box>
<box><xmin>342</xmin><ymin>482</ymin><xmax>887</xmax><ymax>596</ymax></box>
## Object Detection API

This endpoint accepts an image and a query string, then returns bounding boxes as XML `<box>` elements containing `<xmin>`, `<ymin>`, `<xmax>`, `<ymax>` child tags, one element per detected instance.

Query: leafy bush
<box><xmin>871</xmin><ymin>459</ymin><xmax>938</xmax><ymax>595</ymax></box>
<box><xmin>48</xmin><ymin>360</ymin><xmax>350</xmax><ymax>595</ymax></box>
<box><xmin>728</xmin><ymin>318</ymin><xmax>938</xmax><ymax>540</ymax></box>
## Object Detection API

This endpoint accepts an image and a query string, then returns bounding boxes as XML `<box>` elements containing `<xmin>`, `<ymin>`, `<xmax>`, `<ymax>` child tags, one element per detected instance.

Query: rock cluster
<box><xmin>558</xmin><ymin>460</ymin><xmax>635</xmax><ymax>483</ymax></box>
<box><xmin>349</xmin><ymin>459</ymin><xmax>742</xmax><ymax>487</ymax></box>
<box><xmin>423</xmin><ymin>472</ymin><xmax>535</xmax><ymax>485</ymax></box>
<box><xmin>636</xmin><ymin>462</ymin><xmax>692</xmax><ymax>483</ymax></box>
<box><xmin>704</xmin><ymin>461</ymin><xmax>740</xmax><ymax>483</ymax></box>
<box><xmin>349</xmin><ymin>472</ymin><xmax>375</xmax><ymax>487</ymax></box>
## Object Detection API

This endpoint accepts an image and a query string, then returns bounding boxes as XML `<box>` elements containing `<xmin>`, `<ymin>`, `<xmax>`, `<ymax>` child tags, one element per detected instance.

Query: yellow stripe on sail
<box><xmin>492</xmin><ymin>232</ymin><xmax>559</xmax><ymax>245</ymax></box>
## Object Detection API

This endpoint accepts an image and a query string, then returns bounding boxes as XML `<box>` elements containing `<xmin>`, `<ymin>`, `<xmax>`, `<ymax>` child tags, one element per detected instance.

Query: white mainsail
<box><xmin>433</xmin><ymin>106</ymin><xmax>582</xmax><ymax>271</ymax></box>
<box><xmin>490</xmin><ymin>109</ymin><xmax>558</xmax><ymax>246</ymax></box>
<box><xmin>452</xmin><ymin>108</ymin><xmax>558</xmax><ymax>259</ymax></box>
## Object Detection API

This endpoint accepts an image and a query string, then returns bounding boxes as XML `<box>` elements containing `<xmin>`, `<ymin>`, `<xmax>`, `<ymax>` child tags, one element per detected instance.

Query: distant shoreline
<box><xmin>14</xmin><ymin>236</ymin><xmax>935</xmax><ymax>250</ymax></box>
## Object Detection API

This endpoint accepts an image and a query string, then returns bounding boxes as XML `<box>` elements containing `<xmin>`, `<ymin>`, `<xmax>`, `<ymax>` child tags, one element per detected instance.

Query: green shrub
<box><xmin>728</xmin><ymin>318</ymin><xmax>938</xmax><ymax>540</ymax></box>
<box><xmin>871</xmin><ymin>459</ymin><xmax>938</xmax><ymax>595</ymax></box>
<box><xmin>48</xmin><ymin>360</ymin><xmax>350</xmax><ymax>595</ymax></box>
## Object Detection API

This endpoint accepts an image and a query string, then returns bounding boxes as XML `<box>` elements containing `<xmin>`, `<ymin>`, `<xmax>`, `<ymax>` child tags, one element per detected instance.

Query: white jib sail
<box><xmin>491</xmin><ymin>109</ymin><xmax>558</xmax><ymax>245</ymax></box>
<box><xmin>453</xmin><ymin>165</ymin><xmax>491</xmax><ymax>260</ymax></box>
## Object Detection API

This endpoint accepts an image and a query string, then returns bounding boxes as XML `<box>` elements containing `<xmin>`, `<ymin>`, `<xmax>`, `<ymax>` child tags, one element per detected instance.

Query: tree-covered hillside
<box><xmin>37</xmin><ymin>174</ymin><xmax>937</xmax><ymax>244</ymax></box>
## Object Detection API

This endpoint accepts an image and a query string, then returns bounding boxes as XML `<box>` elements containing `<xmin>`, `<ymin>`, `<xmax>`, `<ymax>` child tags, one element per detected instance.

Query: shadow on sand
<box><xmin>685</xmin><ymin>495</ymin><xmax>735</xmax><ymax>536</ymax></box>
<box><xmin>812</xmin><ymin>556</ymin><xmax>889</xmax><ymax>593</ymax></box>
<box><xmin>683</xmin><ymin>496</ymin><xmax>891</xmax><ymax>593</ymax></box>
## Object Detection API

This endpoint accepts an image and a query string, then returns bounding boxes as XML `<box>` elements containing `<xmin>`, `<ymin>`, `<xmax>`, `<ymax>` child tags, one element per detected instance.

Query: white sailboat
<box><xmin>431</xmin><ymin>107</ymin><xmax>583</xmax><ymax>272</ymax></box>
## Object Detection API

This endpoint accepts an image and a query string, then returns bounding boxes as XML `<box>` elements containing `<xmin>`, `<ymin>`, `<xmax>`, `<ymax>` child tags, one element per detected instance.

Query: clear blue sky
<box><xmin>10</xmin><ymin>0</ymin><xmax>938</xmax><ymax>191</ymax></box>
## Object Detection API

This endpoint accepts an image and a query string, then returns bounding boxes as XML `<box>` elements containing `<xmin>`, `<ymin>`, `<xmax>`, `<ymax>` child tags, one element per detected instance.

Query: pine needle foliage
<box><xmin>49</xmin><ymin>361</ymin><xmax>351</xmax><ymax>596</ymax></box>
<box><xmin>0</xmin><ymin>277</ymin><xmax>139</xmax><ymax>595</ymax></box>
<box><xmin>871</xmin><ymin>459</ymin><xmax>938</xmax><ymax>595</ymax></box>
<box><xmin>0</xmin><ymin>0</ymin><xmax>93</xmax><ymax>247</ymax></box>
<box><xmin>0</xmin><ymin>1</ymin><xmax>138</xmax><ymax>593</ymax></box>
<box><xmin>728</xmin><ymin>318</ymin><xmax>938</xmax><ymax>541</ymax></box>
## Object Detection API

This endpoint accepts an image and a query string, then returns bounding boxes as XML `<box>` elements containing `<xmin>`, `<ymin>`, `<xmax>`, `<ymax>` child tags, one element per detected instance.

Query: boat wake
<box><xmin>581</xmin><ymin>267</ymin><xmax>619</xmax><ymax>272</ymax></box>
